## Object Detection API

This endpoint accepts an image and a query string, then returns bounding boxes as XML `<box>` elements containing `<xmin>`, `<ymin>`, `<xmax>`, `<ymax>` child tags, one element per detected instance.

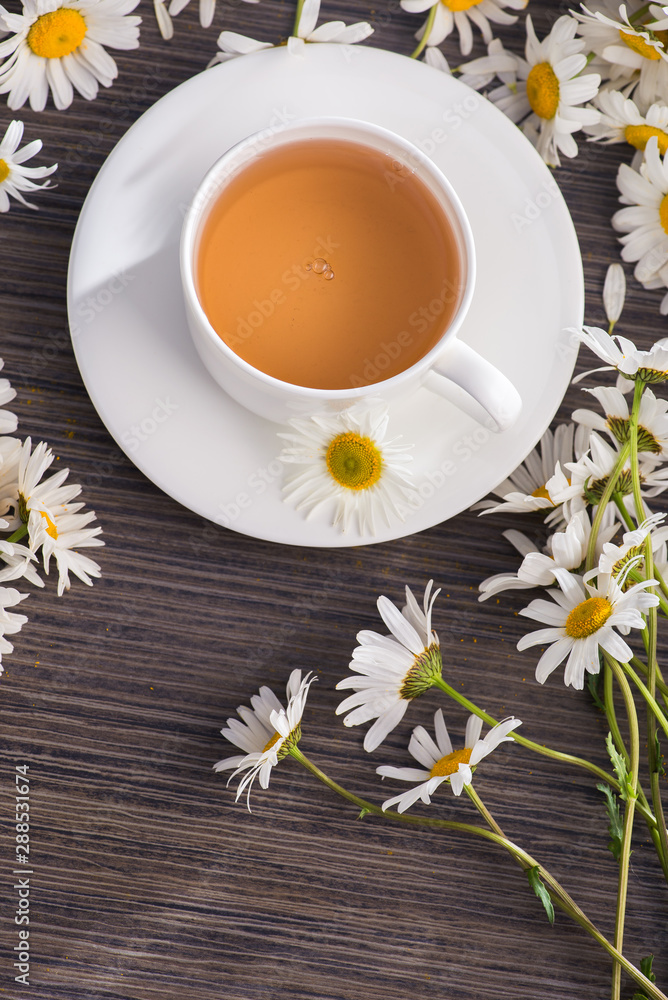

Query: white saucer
<box><xmin>67</xmin><ymin>43</ymin><xmax>583</xmax><ymax>548</ymax></box>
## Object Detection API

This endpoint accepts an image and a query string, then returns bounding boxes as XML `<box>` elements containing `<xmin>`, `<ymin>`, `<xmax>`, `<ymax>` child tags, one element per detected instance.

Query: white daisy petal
<box><xmin>0</xmin><ymin>0</ymin><xmax>139</xmax><ymax>111</ymax></box>
<box><xmin>0</xmin><ymin>119</ymin><xmax>56</xmax><ymax>211</ymax></box>
<box><xmin>337</xmin><ymin>582</ymin><xmax>442</xmax><ymax>750</ymax></box>
<box><xmin>214</xmin><ymin>672</ymin><xmax>316</xmax><ymax>810</ymax></box>
<box><xmin>376</xmin><ymin>710</ymin><xmax>519</xmax><ymax>812</ymax></box>
<box><xmin>518</xmin><ymin>567</ymin><xmax>653</xmax><ymax>689</ymax></box>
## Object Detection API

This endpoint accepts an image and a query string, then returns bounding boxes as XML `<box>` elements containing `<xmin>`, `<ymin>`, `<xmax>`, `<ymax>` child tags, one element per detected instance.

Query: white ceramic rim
<box><xmin>179</xmin><ymin>115</ymin><xmax>476</xmax><ymax>401</ymax></box>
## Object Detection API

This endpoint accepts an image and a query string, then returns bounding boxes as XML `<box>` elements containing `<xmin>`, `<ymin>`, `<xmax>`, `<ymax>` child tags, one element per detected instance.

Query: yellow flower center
<box><xmin>659</xmin><ymin>193</ymin><xmax>668</xmax><ymax>236</ymax></box>
<box><xmin>531</xmin><ymin>484</ymin><xmax>552</xmax><ymax>501</ymax></box>
<box><xmin>619</xmin><ymin>28</ymin><xmax>664</xmax><ymax>61</ymax></box>
<box><xmin>564</xmin><ymin>596</ymin><xmax>613</xmax><ymax>639</ymax></box>
<box><xmin>325</xmin><ymin>432</ymin><xmax>383</xmax><ymax>491</ymax></box>
<box><xmin>526</xmin><ymin>62</ymin><xmax>560</xmax><ymax>120</ymax></box>
<box><xmin>39</xmin><ymin>510</ymin><xmax>58</xmax><ymax>540</ymax></box>
<box><xmin>624</xmin><ymin>124</ymin><xmax>668</xmax><ymax>154</ymax></box>
<box><xmin>28</xmin><ymin>8</ymin><xmax>87</xmax><ymax>59</ymax></box>
<box><xmin>262</xmin><ymin>731</ymin><xmax>283</xmax><ymax>753</ymax></box>
<box><xmin>441</xmin><ymin>0</ymin><xmax>483</xmax><ymax>12</ymax></box>
<box><xmin>430</xmin><ymin>747</ymin><xmax>472</xmax><ymax>778</ymax></box>
<box><xmin>0</xmin><ymin>159</ymin><xmax>9</xmax><ymax>184</ymax></box>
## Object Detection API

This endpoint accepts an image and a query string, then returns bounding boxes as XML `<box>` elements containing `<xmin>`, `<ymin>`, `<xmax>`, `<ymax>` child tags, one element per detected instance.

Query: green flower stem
<box><xmin>433</xmin><ymin>675</ymin><xmax>661</xmax><ymax>831</ymax></box>
<box><xmin>606</xmin><ymin>658</ymin><xmax>668</xmax><ymax>880</ymax></box>
<box><xmin>585</xmin><ymin>442</ymin><xmax>631</xmax><ymax>572</ymax></box>
<box><xmin>604</xmin><ymin>660</ymin><xmax>629</xmax><ymax>765</ymax></box>
<box><xmin>409</xmin><ymin>3</ymin><xmax>436</xmax><ymax>59</ymax></box>
<box><xmin>292</xmin><ymin>0</ymin><xmax>306</xmax><ymax>36</ymax></box>
<box><xmin>6</xmin><ymin>524</ymin><xmax>27</xmax><ymax>544</ymax></box>
<box><xmin>613</xmin><ymin>493</ymin><xmax>635</xmax><ymax>531</ymax></box>
<box><xmin>654</xmin><ymin>565</ymin><xmax>668</xmax><ymax>604</ymax></box>
<box><xmin>629</xmin><ymin>379</ymin><xmax>647</xmax><ymax>525</ymax></box>
<box><xmin>629</xmin><ymin>375</ymin><xmax>668</xmax><ymax>885</ymax></box>
<box><xmin>289</xmin><ymin>746</ymin><xmax>667</xmax><ymax>1000</ymax></box>
<box><xmin>464</xmin><ymin>784</ymin><xmax>508</xmax><ymax>840</ymax></box>
<box><xmin>621</xmin><ymin>660</ymin><xmax>668</xmax><ymax>739</ymax></box>
<box><xmin>433</xmin><ymin>676</ymin><xmax>618</xmax><ymax>792</ymax></box>
<box><xmin>604</xmin><ymin>661</ymin><xmax>664</xmax><ymax>854</ymax></box>
<box><xmin>604</xmin><ymin>655</ymin><xmax>641</xmax><ymax>1000</ymax></box>
<box><xmin>630</xmin><ymin>655</ymin><xmax>668</xmax><ymax>704</ymax></box>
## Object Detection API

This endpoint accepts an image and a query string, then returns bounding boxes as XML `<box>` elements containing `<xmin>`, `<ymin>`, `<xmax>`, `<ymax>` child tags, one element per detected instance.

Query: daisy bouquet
<box><xmin>0</xmin><ymin>359</ymin><xmax>103</xmax><ymax>673</ymax></box>
<box><xmin>214</xmin><ymin>273</ymin><xmax>668</xmax><ymax>1000</ymax></box>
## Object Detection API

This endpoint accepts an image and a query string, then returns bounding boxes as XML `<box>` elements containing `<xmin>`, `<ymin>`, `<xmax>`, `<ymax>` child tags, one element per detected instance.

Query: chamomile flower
<box><xmin>8</xmin><ymin>438</ymin><xmax>77</xmax><ymax>540</ymax></box>
<box><xmin>517</xmin><ymin>567</ymin><xmax>658</xmax><ymax>688</ymax></box>
<box><xmin>572</xmin><ymin>327</ymin><xmax>668</xmax><ymax>383</ymax></box>
<box><xmin>548</xmin><ymin>431</ymin><xmax>635</xmax><ymax>508</ymax></box>
<box><xmin>573</xmin><ymin>385</ymin><xmax>668</xmax><ymax>457</ymax></box>
<box><xmin>168</xmin><ymin>0</ymin><xmax>256</xmax><ymax>31</ymax></box>
<box><xmin>0</xmin><ymin>120</ymin><xmax>56</xmax><ymax>213</ymax></box>
<box><xmin>588</xmin><ymin>90</ymin><xmax>668</xmax><ymax>163</ymax></box>
<box><xmin>478</xmin><ymin>508</ymin><xmax>619</xmax><ymax>601</ymax></box>
<box><xmin>574</xmin><ymin>2</ymin><xmax>668</xmax><ymax>111</ymax></box>
<box><xmin>486</xmin><ymin>14</ymin><xmax>601</xmax><ymax>166</ymax></box>
<box><xmin>287</xmin><ymin>0</ymin><xmax>373</xmax><ymax>53</ymax></box>
<box><xmin>613</xmin><ymin>136</ymin><xmax>668</xmax><ymax>298</ymax></box>
<box><xmin>214</xmin><ymin>670</ymin><xmax>315</xmax><ymax>810</ymax></box>
<box><xmin>0</xmin><ymin>0</ymin><xmax>141</xmax><ymax>112</ymax></box>
<box><xmin>476</xmin><ymin>422</ymin><xmax>582</xmax><ymax>522</ymax></box>
<box><xmin>29</xmin><ymin>505</ymin><xmax>103</xmax><ymax>595</ymax></box>
<box><xmin>278</xmin><ymin>402</ymin><xmax>415</xmax><ymax>536</ymax></box>
<box><xmin>336</xmin><ymin>581</ymin><xmax>442</xmax><ymax>752</ymax></box>
<box><xmin>402</xmin><ymin>0</ymin><xmax>527</xmax><ymax>58</ymax></box>
<box><xmin>0</xmin><ymin>586</ymin><xmax>29</xmax><ymax>673</ymax></box>
<box><xmin>598</xmin><ymin>512</ymin><xmax>668</xmax><ymax>576</ymax></box>
<box><xmin>377</xmin><ymin>710</ymin><xmax>521</xmax><ymax>811</ymax></box>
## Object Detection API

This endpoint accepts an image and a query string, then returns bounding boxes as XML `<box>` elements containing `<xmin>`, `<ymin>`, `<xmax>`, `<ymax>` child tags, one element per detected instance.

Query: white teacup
<box><xmin>180</xmin><ymin>117</ymin><xmax>522</xmax><ymax>431</ymax></box>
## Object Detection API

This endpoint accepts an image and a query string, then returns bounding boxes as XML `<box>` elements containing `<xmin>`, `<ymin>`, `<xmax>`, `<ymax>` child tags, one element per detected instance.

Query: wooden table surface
<box><xmin>1</xmin><ymin>1</ymin><xmax>667</xmax><ymax>998</ymax></box>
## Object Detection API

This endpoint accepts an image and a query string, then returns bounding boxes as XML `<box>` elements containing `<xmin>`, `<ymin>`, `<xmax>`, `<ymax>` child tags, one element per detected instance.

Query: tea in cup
<box><xmin>181</xmin><ymin>117</ymin><xmax>521</xmax><ymax>430</ymax></box>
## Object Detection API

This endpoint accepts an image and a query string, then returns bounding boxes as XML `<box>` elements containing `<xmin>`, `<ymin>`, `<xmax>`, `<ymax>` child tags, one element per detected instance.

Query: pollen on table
<box><xmin>150</xmin><ymin>686</ymin><xmax>154</xmax><ymax>690</ymax></box>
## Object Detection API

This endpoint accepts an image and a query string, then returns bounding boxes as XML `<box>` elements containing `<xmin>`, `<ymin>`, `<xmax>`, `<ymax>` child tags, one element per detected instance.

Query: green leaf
<box><xmin>587</xmin><ymin>672</ymin><xmax>606</xmax><ymax>713</ymax></box>
<box><xmin>596</xmin><ymin>782</ymin><xmax>624</xmax><ymax>861</ymax></box>
<box><xmin>630</xmin><ymin>953</ymin><xmax>656</xmax><ymax>998</ymax></box>
<box><xmin>358</xmin><ymin>808</ymin><xmax>371</xmax><ymax>820</ymax></box>
<box><xmin>526</xmin><ymin>866</ymin><xmax>554</xmax><ymax>925</ymax></box>
<box><xmin>640</xmin><ymin>955</ymin><xmax>656</xmax><ymax>983</ymax></box>
<box><xmin>606</xmin><ymin>733</ymin><xmax>632</xmax><ymax>801</ymax></box>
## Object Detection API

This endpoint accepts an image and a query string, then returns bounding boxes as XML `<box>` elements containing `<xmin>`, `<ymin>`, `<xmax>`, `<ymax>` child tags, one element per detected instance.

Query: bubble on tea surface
<box><xmin>312</xmin><ymin>257</ymin><xmax>327</xmax><ymax>274</ymax></box>
<box><xmin>324</xmin><ymin>267</ymin><xmax>335</xmax><ymax>280</ymax></box>
<box><xmin>304</xmin><ymin>259</ymin><xmax>313</xmax><ymax>271</ymax></box>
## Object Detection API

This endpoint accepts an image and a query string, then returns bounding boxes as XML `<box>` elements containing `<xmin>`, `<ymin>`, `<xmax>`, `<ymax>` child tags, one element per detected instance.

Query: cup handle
<box><xmin>423</xmin><ymin>338</ymin><xmax>522</xmax><ymax>433</ymax></box>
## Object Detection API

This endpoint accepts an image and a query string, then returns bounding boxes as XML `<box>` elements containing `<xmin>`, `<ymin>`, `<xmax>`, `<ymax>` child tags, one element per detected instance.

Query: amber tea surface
<box><xmin>196</xmin><ymin>138</ymin><xmax>463</xmax><ymax>390</ymax></box>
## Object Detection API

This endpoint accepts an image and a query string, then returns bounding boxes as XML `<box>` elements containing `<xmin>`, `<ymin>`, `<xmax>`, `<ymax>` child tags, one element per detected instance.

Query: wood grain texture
<box><xmin>1</xmin><ymin>1</ymin><xmax>667</xmax><ymax>998</ymax></box>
